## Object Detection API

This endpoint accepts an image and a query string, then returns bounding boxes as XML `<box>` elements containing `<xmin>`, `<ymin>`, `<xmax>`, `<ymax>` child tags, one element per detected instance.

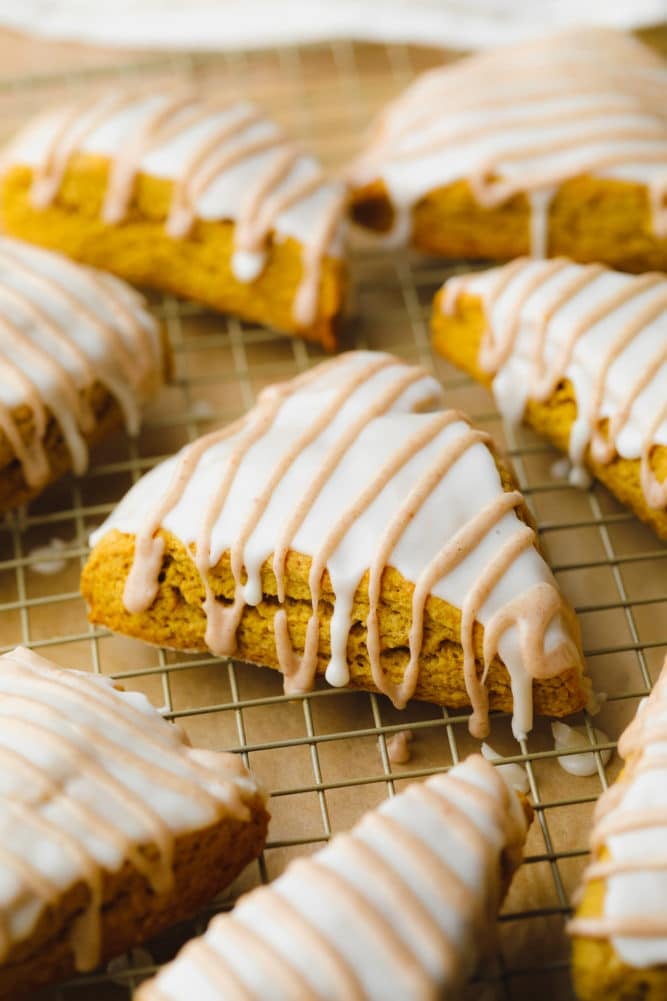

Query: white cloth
<box><xmin>0</xmin><ymin>0</ymin><xmax>663</xmax><ymax>51</ymax></box>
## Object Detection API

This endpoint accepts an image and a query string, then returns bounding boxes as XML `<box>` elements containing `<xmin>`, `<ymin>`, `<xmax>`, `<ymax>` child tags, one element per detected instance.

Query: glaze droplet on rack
<box><xmin>4</xmin><ymin>91</ymin><xmax>346</xmax><ymax>329</ymax></box>
<box><xmin>137</xmin><ymin>753</ymin><xmax>529</xmax><ymax>1001</ymax></box>
<box><xmin>0</xmin><ymin>236</ymin><xmax>161</xmax><ymax>490</ymax></box>
<box><xmin>90</xmin><ymin>350</ymin><xmax>586</xmax><ymax>741</ymax></box>
<box><xmin>568</xmin><ymin>656</ymin><xmax>667</xmax><ymax>966</ymax></box>
<box><xmin>440</xmin><ymin>258</ymin><xmax>667</xmax><ymax>511</ymax></box>
<box><xmin>348</xmin><ymin>28</ymin><xmax>667</xmax><ymax>255</ymax></box>
<box><xmin>0</xmin><ymin>646</ymin><xmax>263</xmax><ymax>973</ymax></box>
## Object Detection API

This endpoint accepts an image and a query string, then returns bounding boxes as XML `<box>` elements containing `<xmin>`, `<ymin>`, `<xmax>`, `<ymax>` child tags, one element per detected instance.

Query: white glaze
<box><xmin>568</xmin><ymin>659</ymin><xmax>667</xmax><ymax>967</ymax></box>
<box><xmin>0</xmin><ymin>236</ymin><xmax>161</xmax><ymax>489</ymax></box>
<box><xmin>3</xmin><ymin>94</ymin><xmax>346</xmax><ymax>328</ymax></box>
<box><xmin>440</xmin><ymin>258</ymin><xmax>667</xmax><ymax>509</ymax></box>
<box><xmin>551</xmin><ymin>721</ymin><xmax>612</xmax><ymax>777</ymax></box>
<box><xmin>27</xmin><ymin>537</ymin><xmax>68</xmax><ymax>576</ymax></box>
<box><xmin>90</xmin><ymin>351</ymin><xmax>585</xmax><ymax>741</ymax></box>
<box><xmin>0</xmin><ymin>646</ymin><xmax>264</xmax><ymax>971</ymax></box>
<box><xmin>137</xmin><ymin>754</ymin><xmax>528</xmax><ymax>1001</ymax></box>
<box><xmin>481</xmin><ymin>742</ymin><xmax>530</xmax><ymax>794</ymax></box>
<box><xmin>349</xmin><ymin>28</ymin><xmax>667</xmax><ymax>252</ymax></box>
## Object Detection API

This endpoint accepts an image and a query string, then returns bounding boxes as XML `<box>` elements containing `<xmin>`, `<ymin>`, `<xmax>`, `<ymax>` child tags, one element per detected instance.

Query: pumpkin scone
<box><xmin>81</xmin><ymin>351</ymin><xmax>591</xmax><ymax>741</ymax></box>
<box><xmin>432</xmin><ymin>258</ymin><xmax>667</xmax><ymax>539</ymax></box>
<box><xmin>137</xmin><ymin>753</ymin><xmax>531</xmax><ymax>1001</ymax></box>
<box><xmin>0</xmin><ymin>91</ymin><xmax>347</xmax><ymax>349</ymax></box>
<box><xmin>0</xmin><ymin>646</ymin><xmax>268</xmax><ymax>1000</ymax></box>
<box><xmin>348</xmin><ymin>28</ymin><xmax>667</xmax><ymax>273</ymax></box>
<box><xmin>0</xmin><ymin>236</ymin><xmax>164</xmax><ymax>512</ymax></box>
<box><xmin>568</xmin><ymin>657</ymin><xmax>667</xmax><ymax>1000</ymax></box>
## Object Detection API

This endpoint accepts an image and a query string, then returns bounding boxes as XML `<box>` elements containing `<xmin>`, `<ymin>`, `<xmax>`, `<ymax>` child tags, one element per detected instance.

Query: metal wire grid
<box><xmin>0</xmin><ymin>30</ymin><xmax>665</xmax><ymax>1001</ymax></box>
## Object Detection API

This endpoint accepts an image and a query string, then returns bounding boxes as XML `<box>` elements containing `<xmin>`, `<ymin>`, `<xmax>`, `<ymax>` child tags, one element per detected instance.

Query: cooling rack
<box><xmin>0</xmin><ymin>27</ymin><xmax>666</xmax><ymax>1001</ymax></box>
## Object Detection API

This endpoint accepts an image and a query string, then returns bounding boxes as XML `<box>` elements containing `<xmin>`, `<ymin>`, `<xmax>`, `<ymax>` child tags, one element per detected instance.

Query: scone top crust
<box><xmin>437</xmin><ymin>258</ymin><xmax>667</xmax><ymax>511</ymax></box>
<box><xmin>348</xmin><ymin>28</ymin><xmax>667</xmax><ymax>252</ymax></box>
<box><xmin>568</xmin><ymin>656</ymin><xmax>667</xmax><ymax>967</ymax></box>
<box><xmin>138</xmin><ymin>753</ymin><xmax>529</xmax><ymax>1001</ymax></box>
<box><xmin>2</xmin><ymin>91</ymin><xmax>347</xmax><ymax>329</ymax></box>
<box><xmin>0</xmin><ymin>645</ymin><xmax>265</xmax><ymax>974</ymax></box>
<box><xmin>88</xmin><ymin>350</ymin><xmax>585</xmax><ymax>741</ymax></box>
<box><xmin>0</xmin><ymin>235</ymin><xmax>161</xmax><ymax>489</ymax></box>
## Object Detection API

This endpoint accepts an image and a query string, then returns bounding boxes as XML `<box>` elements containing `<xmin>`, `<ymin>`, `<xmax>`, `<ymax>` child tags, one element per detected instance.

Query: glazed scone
<box><xmin>348</xmin><ymin>28</ymin><xmax>667</xmax><ymax>273</ymax></box>
<box><xmin>137</xmin><ymin>753</ymin><xmax>531</xmax><ymax>1001</ymax></box>
<box><xmin>568</xmin><ymin>657</ymin><xmax>667</xmax><ymax>1001</ymax></box>
<box><xmin>432</xmin><ymin>258</ymin><xmax>667</xmax><ymax>539</ymax></box>
<box><xmin>0</xmin><ymin>91</ymin><xmax>347</xmax><ymax>349</ymax></box>
<box><xmin>0</xmin><ymin>645</ymin><xmax>268</xmax><ymax>1000</ymax></box>
<box><xmin>81</xmin><ymin>351</ymin><xmax>590</xmax><ymax>742</ymax></box>
<box><xmin>0</xmin><ymin>236</ymin><xmax>164</xmax><ymax>512</ymax></box>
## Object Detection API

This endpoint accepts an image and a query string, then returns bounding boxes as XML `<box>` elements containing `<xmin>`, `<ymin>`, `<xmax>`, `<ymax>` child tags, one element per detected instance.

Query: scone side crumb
<box><xmin>0</xmin><ymin>162</ymin><xmax>346</xmax><ymax>350</ymax></box>
<box><xmin>0</xmin><ymin>794</ymin><xmax>268</xmax><ymax>999</ymax></box>
<box><xmin>431</xmin><ymin>289</ymin><xmax>667</xmax><ymax>540</ymax></box>
<box><xmin>81</xmin><ymin>521</ymin><xmax>588</xmax><ymax>722</ymax></box>
<box><xmin>351</xmin><ymin>176</ymin><xmax>667</xmax><ymax>273</ymax></box>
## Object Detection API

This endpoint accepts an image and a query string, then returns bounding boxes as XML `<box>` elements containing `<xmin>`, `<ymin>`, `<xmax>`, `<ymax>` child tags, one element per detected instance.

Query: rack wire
<box><xmin>0</xmin><ymin>27</ymin><xmax>666</xmax><ymax>1001</ymax></box>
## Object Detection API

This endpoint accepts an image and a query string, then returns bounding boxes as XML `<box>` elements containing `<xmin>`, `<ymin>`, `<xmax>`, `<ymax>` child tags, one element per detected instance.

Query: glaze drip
<box><xmin>136</xmin><ymin>754</ymin><xmax>529</xmax><ymax>1001</ymax></box>
<box><xmin>0</xmin><ymin>646</ymin><xmax>262</xmax><ymax>972</ymax></box>
<box><xmin>349</xmin><ymin>28</ymin><xmax>667</xmax><ymax>254</ymax></box>
<box><xmin>441</xmin><ymin>258</ymin><xmax>667</xmax><ymax>510</ymax></box>
<box><xmin>0</xmin><ymin>236</ymin><xmax>160</xmax><ymax>490</ymax></box>
<box><xmin>568</xmin><ymin>657</ymin><xmax>667</xmax><ymax>966</ymax></box>
<box><xmin>95</xmin><ymin>350</ymin><xmax>584</xmax><ymax>739</ymax></box>
<box><xmin>7</xmin><ymin>92</ymin><xmax>346</xmax><ymax>329</ymax></box>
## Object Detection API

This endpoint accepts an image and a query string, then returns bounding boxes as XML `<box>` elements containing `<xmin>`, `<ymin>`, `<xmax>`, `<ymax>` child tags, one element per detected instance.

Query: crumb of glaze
<box><xmin>385</xmin><ymin>730</ymin><xmax>413</xmax><ymax>765</ymax></box>
<box><xmin>552</xmin><ymin>721</ymin><xmax>612</xmax><ymax>778</ymax></box>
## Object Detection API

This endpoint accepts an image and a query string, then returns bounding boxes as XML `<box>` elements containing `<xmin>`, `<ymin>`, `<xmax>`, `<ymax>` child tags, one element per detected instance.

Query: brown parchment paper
<box><xmin>0</xmin><ymin>24</ymin><xmax>666</xmax><ymax>1001</ymax></box>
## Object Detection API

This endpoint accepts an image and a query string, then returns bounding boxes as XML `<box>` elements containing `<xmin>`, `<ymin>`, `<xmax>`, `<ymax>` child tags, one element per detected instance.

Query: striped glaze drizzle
<box><xmin>92</xmin><ymin>351</ymin><xmax>585</xmax><ymax>740</ymax></box>
<box><xmin>568</xmin><ymin>656</ymin><xmax>667</xmax><ymax>967</ymax></box>
<box><xmin>348</xmin><ymin>28</ymin><xmax>667</xmax><ymax>255</ymax></box>
<box><xmin>136</xmin><ymin>753</ymin><xmax>528</xmax><ymax>1001</ymax></box>
<box><xmin>0</xmin><ymin>646</ymin><xmax>263</xmax><ymax>972</ymax></box>
<box><xmin>5</xmin><ymin>91</ymin><xmax>346</xmax><ymax>329</ymax></box>
<box><xmin>440</xmin><ymin>258</ymin><xmax>667</xmax><ymax>510</ymax></box>
<box><xmin>0</xmin><ymin>236</ymin><xmax>161</xmax><ymax>491</ymax></box>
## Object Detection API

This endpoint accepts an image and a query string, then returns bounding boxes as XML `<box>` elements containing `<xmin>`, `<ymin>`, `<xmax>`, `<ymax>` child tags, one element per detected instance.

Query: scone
<box><xmin>137</xmin><ymin>753</ymin><xmax>531</xmax><ymax>1001</ymax></box>
<box><xmin>0</xmin><ymin>645</ymin><xmax>268</xmax><ymax>1000</ymax></box>
<box><xmin>0</xmin><ymin>235</ymin><xmax>164</xmax><ymax>512</ymax></box>
<box><xmin>0</xmin><ymin>91</ymin><xmax>347</xmax><ymax>349</ymax></box>
<box><xmin>568</xmin><ymin>657</ymin><xmax>667</xmax><ymax>1000</ymax></box>
<box><xmin>348</xmin><ymin>28</ymin><xmax>667</xmax><ymax>273</ymax></box>
<box><xmin>432</xmin><ymin>258</ymin><xmax>667</xmax><ymax>539</ymax></box>
<box><xmin>81</xmin><ymin>350</ymin><xmax>590</xmax><ymax>742</ymax></box>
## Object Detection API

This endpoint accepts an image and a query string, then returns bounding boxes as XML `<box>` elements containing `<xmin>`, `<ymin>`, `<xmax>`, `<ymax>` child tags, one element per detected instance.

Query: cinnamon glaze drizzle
<box><xmin>568</xmin><ymin>658</ymin><xmax>667</xmax><ymax>964</ymax></box>
<box><xmin>349</xmin><ymin>28</ymin><xmax>667</xmax><ymax>254</ymax></box>
<box><xmin>97</xmin><ymin>351</ymin><xmax>584</xmax><ymax>740</ymax></box>
<box><xmin>8</xmin><ymin>92</ymin><xmax>346</xmax><ymax>328</ymax></box>
<box><xmin>441</xmin><ymin>258</ymin><xmax>667</xmax><ymax>511</ymax></box>
<box><xmin>137</xmin><ymin>754</ymin><xmax>529</xmax><ymax>1001</ymax></box>
<box><xmin>0</xmin><ymin>237</ymin><xmax>160</xmax><ymax>490</ymax></box>
<box><xmin>0</xmin><ymin>646</ymin><xmax>262</xmax><ymax>972</ymax></box>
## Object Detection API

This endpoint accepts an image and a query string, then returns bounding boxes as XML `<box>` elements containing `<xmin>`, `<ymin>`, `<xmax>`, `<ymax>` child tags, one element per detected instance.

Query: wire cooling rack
<box><xmin>0</xmin><ymin>27</ymin><xmax>666</xmax><ymax>1001</ymax></box>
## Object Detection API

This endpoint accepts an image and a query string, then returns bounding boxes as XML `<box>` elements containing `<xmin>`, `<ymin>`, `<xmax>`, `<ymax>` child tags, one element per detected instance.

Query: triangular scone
<box><xmin>81</xmin><ymin>351</ymin><xmax>589</xmax><ymax>741</ymax></box>
<box><xmin>568</xmin><ymin>657</ymin><xmax>667</xmax><ymax>1001</ymax></box>
<box><xmin>0</xmin><ymin>646</ymin><xmax>268</xmax><ymax>1000</ymax></box>
<box><xmin>432</xmin><ymin>258</ymin><xmax>667</xmax><ymax>539</ymax></box>
<box><xmin>137</xmin><ymin>753</ymin><xmax>531</xmax><ymax>1001</ymax></box>
<box><xmin>0</xmin><ymin>236</ymin><xmax>164</xmax><ymax>511</ymax></box>
<box><xmin>348</xmin><ymin>28</ymin><xmax>667</xmax><ymax>273</ymax></box>
<box><xmin>0</xmin><ymin>91</ymin><xmax>346</xmax><ymax>349</ymax></box>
